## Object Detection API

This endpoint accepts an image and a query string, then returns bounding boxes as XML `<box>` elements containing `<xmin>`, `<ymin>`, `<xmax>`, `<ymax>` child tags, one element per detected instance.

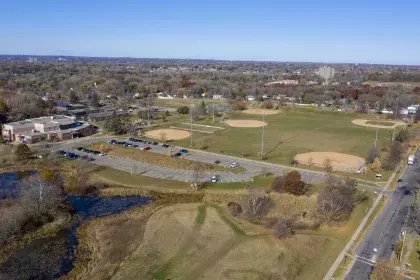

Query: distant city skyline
<box><xmin>1</xmin><ymin>0</ymin><xmax>419</xmax><ymax>65</ymax></box>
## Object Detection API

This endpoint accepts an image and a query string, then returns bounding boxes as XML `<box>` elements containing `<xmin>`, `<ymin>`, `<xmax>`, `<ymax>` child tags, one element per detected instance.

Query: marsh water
<box><xmin>0</xmin><ymin>172</ymin><xmax>152</xmax><ymax>279</ymax></box>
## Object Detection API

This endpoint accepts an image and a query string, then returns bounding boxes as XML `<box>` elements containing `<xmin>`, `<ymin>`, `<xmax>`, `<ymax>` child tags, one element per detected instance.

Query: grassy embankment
<box><xmin>65</xmin><ymin>198</ymin><xmax>373</xmax><ymax>280</ymax></box>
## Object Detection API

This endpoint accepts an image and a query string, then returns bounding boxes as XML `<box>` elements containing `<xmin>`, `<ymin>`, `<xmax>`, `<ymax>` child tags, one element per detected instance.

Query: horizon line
<box><xmin>0</xmin><ymin>53</ymin><xmax>419</xmax><ymax>67</ymax></box>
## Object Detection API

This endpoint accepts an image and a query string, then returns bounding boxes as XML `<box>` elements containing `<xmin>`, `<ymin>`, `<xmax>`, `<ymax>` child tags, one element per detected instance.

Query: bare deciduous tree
<box><xmin>19</xmin><ymin>176</ymin><xmax>64</xmax><ymax>222</ymax></box>
<box><xmin>192</xmin><ymin>161</ymin><xmax>204</xmax><ymax>184</ymax></box>
<box><xmin>316</xmin><ymin>177</ymin><xmax>355</xmax><ymax>224</ymax></box>
<box><xmin>323</xmin><ymin>158</ymin><xmax>333</xmax><ymax>173</ymax></box>
<box><xmin>242</xmin><ymin>190</ymin><xmax>272</xmax><ymax>220</ymax></box>
<box><xmin>274</xmin><ymin>219</ymin><xmax>293</xmax><ymax>239</ymax></box>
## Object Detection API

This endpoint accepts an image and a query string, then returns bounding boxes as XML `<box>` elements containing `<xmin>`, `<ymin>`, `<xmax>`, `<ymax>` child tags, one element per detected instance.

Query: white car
<box><xmin>211</xmin><ymin>175</ymin><xmax>220</xmax><ymax>183</ymax></box>
<box><xmin>229</xmin><ymin>162</ymin><xmax>239</xmax><ymax>168</ymax></box>
<box><xmin>99</xmin><ymin>152</ymin><xmax>107</xmax><ymax>156</ymax></box>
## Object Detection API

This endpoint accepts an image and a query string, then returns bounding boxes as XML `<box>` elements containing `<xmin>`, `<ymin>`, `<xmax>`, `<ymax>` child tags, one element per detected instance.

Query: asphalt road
<box><xmin>55</xmin><ymin>136</ymin><xmax>383</xmax><ymax>194</ymax></box>
<box><xmin>345</xmin><ymin>149</ymin><xmax>420</xmax><ymax>280</ymax></box>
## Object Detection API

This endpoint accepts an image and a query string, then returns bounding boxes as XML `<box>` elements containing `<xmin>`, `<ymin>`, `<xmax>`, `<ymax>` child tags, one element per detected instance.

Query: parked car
<box><xmin>76</xmin><ymin>147</ymin><xmax>83</xmax><ymax>151</ymax></box>
<box><xmin>229</xmin><ymin>162</ymin><xmax>239</xmax><ymax>168</ymax></box>
<box><xmin>147</xmin><ymin>141</ymin><xmax>153</xmax><ymax>144</ymax></box>
<box><xmin>128</xmin><ymin>137</ymin><xmax>135</xmax><ymax>141</ymax></box>
<box><xmin>214</xmin><ymin>160</ymin><xmax>221</xmax><ymax>165</ymax></box>
<box><xmin>211</xmin><ymin>175</ymin><xmax>220</xmax><ymax>183</ymax></box>
<box><xmin>141</xmin><ymin>146</ymin><xmax>151</xmax><ymax>151</ymax></box>
<box><xmin>180</xmin><ymin>149</ymin><xmax>188</xmax><ymax>153</ymax></box>
<box><xmin>162</xmin><ymin>144</ymin><xmax>170</xmax><ymax>148</ymax></box>
<box><xmin>152</xmin><ymin>142</ymin><xmax>159</xmax><ymax>145</ymax></box>
<box><xmin>174</xmin><ymin>152</ymin><xmax>182</xmax><ymax>157</ymax></box>
<box><xmin>398</xmin><ymin>179</ymin><xmax>403</xmax><ymax>183</ymax></box>
<box><xmin>81</xmin><ymin>155</ymin><xmax>89</xmax><ymax>160</ymax></box>
<box><xmin>57</xmin><ymin>150</ymin><xmax>67</xmax><ymax>155</ymax></box>
<box><xmin>99</xmin><ymin>152</ymin><xmax>107</xmax><ymax>156</ymax></box>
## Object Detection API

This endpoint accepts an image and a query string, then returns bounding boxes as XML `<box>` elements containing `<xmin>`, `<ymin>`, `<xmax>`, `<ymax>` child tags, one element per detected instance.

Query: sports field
<box><xmin>163</xmin><ymin>107</ymin><xmax>394</xmax><ymax>166</ymax></box>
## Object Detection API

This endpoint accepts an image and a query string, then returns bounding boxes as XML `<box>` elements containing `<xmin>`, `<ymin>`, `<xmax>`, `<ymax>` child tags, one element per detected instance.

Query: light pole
<box><xmin>261</xmin><ymin>113</ymin><xmax>266</xmax><ymax>159</ymax></box>
<box><xmin>375</xmin><ymin>115</ymin><xmax>379</xmax><ymax>148</ymax></box>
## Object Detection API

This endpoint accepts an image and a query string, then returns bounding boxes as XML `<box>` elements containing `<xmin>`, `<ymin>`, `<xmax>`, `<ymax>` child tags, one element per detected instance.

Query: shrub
<box><xmin>15</xmin><ymin>144</ymin><xmax>32</xmax><ymax>161</ymax></box>
<box><xmin>271</xmin><ymin>175</ymin><xmax>284</xmax><ymax>192</ymax></box>
<box><xmin>371</xmin><ymin>157</ymin><xmax>381</xmax><ymax>172</ymax></box>
<box><xmin>227</xmin><ymin>202</ymin><xmax>243</xmax><ymax>216</ymax></box>
<box><xmin>262</xmin><ymin>100</ymin><xmax>273</xmax><ymax>109</ymax></box>
<box><xmin>366</xmin><ymin>146</ymin><xmax>380</xmax><ymax>164</ymax></box>
<box><xmin>177</xmin><ymin>106</ymin><xmax>189</xmax><ymax>114</ymax></box>
<box><xmin>242</xmin><ymin>193</ymin><xmax>272</xmax><ymax>220</ymax></box>
<box><xmin>316</xmin><ymin>177</ymin><xmax>356</xmax><ymax>224</ymax></box>
<box><xmin>274</xmin><ymin>219</ymin><xmax>293</xmax><ymax>239</ymax></box>
<box><xmin>282</xmin><ymin>171</ymin><xmax>308</xmax><ymax>195</ymax></box>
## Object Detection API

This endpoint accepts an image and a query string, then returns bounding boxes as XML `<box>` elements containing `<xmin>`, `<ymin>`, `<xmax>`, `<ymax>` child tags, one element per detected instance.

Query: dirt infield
<box><xmin>145</xmin><ymin>128</ymin><xmax>190</xmax><ymax>140</ymax></box>
<box><xmin>242</xmin><ymin>109</ymin><xmax>279</xmax><ymax>115</ymax></box>
<box><xmin>225</xmin><ymin>120</ymin><xmax>267</xmax><ymax>127</ymax></box>
<box><xmin>352</xmin><ymin>119</ymin><xmax>406</xmax><ymax>129</ymax></box>
<box><xmin>295</xmin><ymin>152</ymin><xmax>365</xmax><ymax>171</ymax></box>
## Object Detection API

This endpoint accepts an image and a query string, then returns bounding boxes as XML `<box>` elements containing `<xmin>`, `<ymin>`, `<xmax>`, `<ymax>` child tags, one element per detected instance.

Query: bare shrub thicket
<box><xmin>316</xmin><ymin>176</ymin><xmax>356</xmax><ymax>224</ymax></box>
<box><xmin>241</xmin><ymin>190</ymin><xmax>272</xmax><ymax>220</ymax></box>
<box><xmin>274</xmin><ymin>219</ymin><xmax>293</xmax><ymax>239</ymax></box>
<box><xmin>227</xmin><ymin>202</ymin><xmax>242</xmax><ymax>216</ymax></box>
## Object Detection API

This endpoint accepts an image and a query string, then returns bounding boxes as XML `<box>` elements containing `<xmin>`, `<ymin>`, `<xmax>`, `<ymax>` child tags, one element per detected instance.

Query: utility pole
<box><xmin>375</xmin><ymin>115</ymin><xmax>379</xmax><ymax>148</ymax></box>
<box><xmin>147</xmin><ymin>94</ymin><xmax>150</xmax><ymax>131</ymax></box>
<box><xmin>260</xmin><ymin>113</ymin><xmax>266</xmax><ymax>159</ymax></box>
<box><xmin>213</xmin><ymin>103</ymin><xmax>215</xmax><ymax>124</ymax></box>
<box><xmin>190</xmin><ymin>104</ymin><xmax>193</xmax><ymax>146</ymax></box>
<box><xmin>392</xmin><ymin>97</ymin><xmax>399</xmax><ymax>141</ymax></box>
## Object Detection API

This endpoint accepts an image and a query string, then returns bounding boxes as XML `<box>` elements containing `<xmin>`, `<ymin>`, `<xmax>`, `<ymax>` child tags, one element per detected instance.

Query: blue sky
<box><xmin>1</xmin><ymin>0</ymin><xmax>419</xmax><ymax>64</ymax></box>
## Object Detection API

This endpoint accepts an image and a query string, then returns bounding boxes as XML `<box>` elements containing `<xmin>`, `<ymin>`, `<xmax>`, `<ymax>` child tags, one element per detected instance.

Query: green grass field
<box><xmin>408</xmin><ymin>238</ymin><xmax>420</xmax><ymax>272</ymax></box>
<box><xmin>162</xmin><ymin>107</ymin><xmax>393</xmax><ymax>167</ymax></box>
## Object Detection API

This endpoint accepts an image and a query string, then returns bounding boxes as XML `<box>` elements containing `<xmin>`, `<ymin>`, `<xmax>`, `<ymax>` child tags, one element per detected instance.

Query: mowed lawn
<box><xmin>167</xmin><ymin>107</ymin><xmax>392</xmax><ymax>165</ymax></box>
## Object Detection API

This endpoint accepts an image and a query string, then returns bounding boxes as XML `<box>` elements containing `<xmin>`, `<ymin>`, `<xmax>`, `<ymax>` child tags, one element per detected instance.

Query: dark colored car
<box><xmin>214</xmin><ymin>160</ymin><xmax>221</xmax><ymax>164</ymax></box>
<box><xmin>180</xmin><ymin>149</ymin><xmax>188</xmax><ymax>153</ymax></box>
<box><xmin>128</xmin><ymin>137</ymin><xmax>135</xmax><ymax>141</ymax></box>
<box><xmin>57</xmin><ymin>150</ymin><xmax>67</xmax><ymax>155</ymax></box>
<box><xmin>147</xmin><ymin>141</ymin><xmax>153</xmax><ymax>144</ymax></box>
<box><xmin>93</xmin><ymin>150</ymin><xmax>100</xmax><ymax>155</ymax></box>
<box><xmin>174</xmin><ymin>152</ymin><xmax>182</xmax><ymax>157</ymax></box>
<box><xmin>398</xmin><ymin>179</ymin><xmax>403</xmax><ymax>183</ymax></box>
<box><xmin>67</xmin><ymin>152</ymin><xmax>78</xmax><ymax>159</ymax></box>
<box><xmin>132</xmin><ymin>144</ymin><xmax>139</xmax><ymax>148</ymax></box>
<box><xmin>162</xmin><ymin>144</ymin><xmax>170</xmax><ymax>148</ymax></box>
<box><xmin>153</xmin><ymin>142</ymin><xmax>159</xmax><ymax>145</ymax></box>
<box><xmin>76</xmin><ymin>147</ymin><xmax>83</xmax><ymax>151</ymax></box>
<box><xmin>87</xmin><ymin>157</ymin><xmax>95</xmax><ymax>162</ymax></box>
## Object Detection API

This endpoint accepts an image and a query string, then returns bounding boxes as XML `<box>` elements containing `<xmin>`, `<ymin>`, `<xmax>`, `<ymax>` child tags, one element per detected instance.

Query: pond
<box><xmin>0</xmin><ymin>171</ymin><xmax>153</xmax><ymax>279</ymax></box>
